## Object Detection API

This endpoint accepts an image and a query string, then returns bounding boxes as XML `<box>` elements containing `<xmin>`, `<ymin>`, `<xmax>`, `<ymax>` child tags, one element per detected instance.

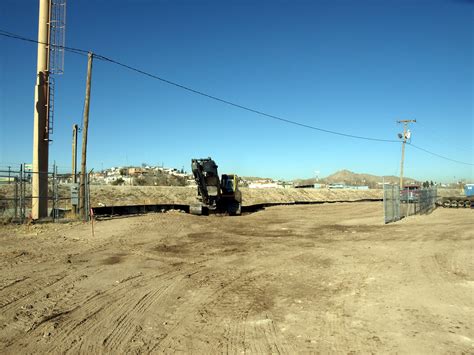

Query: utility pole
<box><xmin>32</xmin><ymin>0</ymin><xmax>50</xmax><ymax>220</ymax></box>
<box><xmin>72</xmin><ymin>124</ymin><xmax>78</xmax><ymax>183</ymax></box>
<box><xmin>71</xmin><ymin>124</ymin><xmax>79</xmax><ymax>216</ymax></box>
<box><xmin>79</xmin><ymin>53</ymin><xmax>93</xmax><ymax>220</ymax></box>
<box><xmin>397</xmin><ymin>119</ymin><xmax>416</xmax><ymax>189</ymax></box>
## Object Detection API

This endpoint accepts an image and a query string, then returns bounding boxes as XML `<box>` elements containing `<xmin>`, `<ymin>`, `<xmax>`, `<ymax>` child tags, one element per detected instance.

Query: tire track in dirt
<box><xmin>0</xmin><ymin>277</ymin><xmax>29</xmax><ymax>292</ymax></box>
<box><xmin>1</xmin><ymin>204</ymin><xmax>471</xmax><ymax>353</ymax></box>
<box><xmin>0</xmin><ymin>234</ymin><xmax>123</xmax><ymax>311</ymax></box>
<box><xmin>149</xmin><ymin>269</ymin><xmax>254</xmax><ymax>352</ymax></box>
<box><xmin>0</xmin><ymin>272</ymin><xmax>68</xmax><ymax>309</ymax></box>
<box><xmin>153</xmin><ymin>267</ymin><xmax>292</xmax><ymax>354</ymax></box>
<box><xmin>313</xmin><ymin>272</ymin><xmax>381</xmax><ymax>354</ymax></box>
<box><xmin>419</xmin><ymin>249</ymin><xmax>473</xmax><ymax>308</ymax></box>
<box><xmin>97</xmin><ymin>270</ymin><xmax>186</xmax><ymax>353</ymax></box>
<box><xmin>15</xmin><ymin>219</ymin><xmax>196</xmax><ymax>353</ymax></box>
<box><xmin>23</xmin><ymin>267</ymin><xmax>195</xmax><ymax>353</ymax></box>
<box><xmin>0</xmin><ymin>268</ymin><xmax>108</xmax><ymax>348</ymax></box>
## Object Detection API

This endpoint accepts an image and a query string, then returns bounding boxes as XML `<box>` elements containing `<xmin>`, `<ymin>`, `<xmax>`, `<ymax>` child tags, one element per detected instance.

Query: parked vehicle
<box><xmin>400</xmin><ymin>184</ymin><xmax>421</xmax><ymax>203</ymax></box>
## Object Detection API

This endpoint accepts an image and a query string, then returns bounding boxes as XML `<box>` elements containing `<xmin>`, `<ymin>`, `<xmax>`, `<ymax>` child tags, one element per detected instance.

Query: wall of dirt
<box><xmin>89</xmin><ymin>186</ymin><xmax>383</xmax><ymax>207</ymax></box>
<box><xmin>0</xmin><ymin>184</ymin><xmax>464</xmax><ymax>209</ymax></box>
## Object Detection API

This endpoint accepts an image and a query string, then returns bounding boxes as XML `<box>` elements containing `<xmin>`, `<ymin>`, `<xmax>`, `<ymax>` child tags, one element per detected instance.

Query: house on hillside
<box><xmin>90</xmin><ymin>172</ymin><xmax>106</xmax><ymax>184</ymax></box>
<box><xmin>128</xmin><ymin>167</ymin><xmax>148</xmax><ymax>176</ymax></box>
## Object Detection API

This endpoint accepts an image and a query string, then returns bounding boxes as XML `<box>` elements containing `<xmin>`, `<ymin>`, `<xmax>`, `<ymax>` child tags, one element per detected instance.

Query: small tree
<box><xmin>111</xmin><ymin>177</ymin><xmax>125</xmax><ymax>186</ymax></box>
<box><xmin>134</xmin><ymin>177</ymin><xmax>147</xmax><ymax>186</ymax></box>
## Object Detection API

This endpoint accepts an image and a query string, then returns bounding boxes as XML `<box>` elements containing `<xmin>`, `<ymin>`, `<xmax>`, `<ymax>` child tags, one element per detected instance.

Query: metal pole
<box><xmin>79</xmin><ymin>52</ymin><xmax>93</xmax><ymax>220</ymax></box>
<box><xmin>32</xmin><ymin>0</ymin><xmax>51</xmax><ymax>220</ymax></box>
<box><xmin>20</xmin><ymin>164</ymin><xmax>24</xmax><ymax>222</ymax></box>
<box><xmin>55</xmin><ymin>164</ymin><xmax>59</xmax><ymax>220</ymax></box>
<box><xmin>14</xmin><ymin>176</ymin><xmax>18</xmax><ymax>219</ymax></box>
<box><xmin>53</xmin><ymin>162</ymin><xmax>57</xmax><ymax>221</ymax></box>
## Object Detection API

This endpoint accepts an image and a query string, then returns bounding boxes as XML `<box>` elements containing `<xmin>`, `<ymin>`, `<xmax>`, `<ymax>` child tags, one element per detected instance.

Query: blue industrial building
<box><xmin>465</xmin><ymin>184</ymin><xmax>474</xmax><ymax>197</ymax></box>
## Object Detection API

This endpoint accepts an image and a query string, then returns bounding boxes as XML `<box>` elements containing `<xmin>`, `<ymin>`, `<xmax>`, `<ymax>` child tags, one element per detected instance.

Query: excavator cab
<box><xmin>219</xmin><ymin>174</ymin><xmax>241</xmax><ymax>215</ymax></box>
<box><xmin>221</xmin><ymin>174</ymin><xmax>236</xmax><ymax>194</ymax></box>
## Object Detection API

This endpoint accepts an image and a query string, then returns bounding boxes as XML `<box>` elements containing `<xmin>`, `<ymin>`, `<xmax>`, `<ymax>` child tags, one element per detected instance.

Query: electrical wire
<box><xmin>94</xmin><ymin>53</ymin><xmax>399</xmax><ymax>143</ymax></box>
<box><xmin>408</xmin><ymin>143</ymin><xmax>474</xmax><ymax>166</ymax></box>
<box><xmin>415</xmin><ymin>120</ymin><xmax>473</xmax><ymax>155</ymax></box>
<box><xmin>1</xmin><ymin>29</ymin><xmax>398</xmax><ymax>143</ymax></box>
<box><xmin>0</xmin><ymin>29</ymin><xmax>89</xmax><ymax>57</ymax></box>
<box><xmin>2</xmin><ymin>29</ymin><xmax>473</xmax><ymax>166</ymax></box>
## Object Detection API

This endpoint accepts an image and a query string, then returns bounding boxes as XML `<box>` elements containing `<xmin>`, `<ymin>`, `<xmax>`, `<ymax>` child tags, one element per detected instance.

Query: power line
<box><xmin>408</xmin><ymin>143</ymin><xmax>474</xmax><ymax>166</ymax></box>
<box><xmin>0</xmin><ymin>29</ymin><xmax>88</xmax><ymax>57</ymax></box>
<box><xmin>94</xmin><ymin>53</ymin><xmax>399</xmax><ymax>143</ymax></box>
<box><xmin>2</xmin><ymin>29</ymin><xmax>473</xmax><ymax>167</ymax></box>
<box><xmin>415</xmin><ymin>120</ymin><xmax>473</xmax><ymax>155</ymax></box>
<box><xmin>0</xmin><ymin>29</ymin><xmax>397</xmax><ymax>143</ymax></box>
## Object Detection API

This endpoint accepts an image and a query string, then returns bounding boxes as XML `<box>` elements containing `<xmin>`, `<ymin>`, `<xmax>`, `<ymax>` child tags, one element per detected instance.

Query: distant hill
<box><xmin>294</xmin><ymin>169</ymin><xmax>417</xmax><ymax>188</ymax></box>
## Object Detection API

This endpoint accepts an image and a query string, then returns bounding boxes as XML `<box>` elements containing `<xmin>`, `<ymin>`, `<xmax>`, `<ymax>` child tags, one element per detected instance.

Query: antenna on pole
<box><xmin>46</xmin><ymin>0</ymin><xmax>67</xmax><ymax>138</ymax></box>
<box><xmin>397</xmin><ymin>119</ymin><xmax>416</xmax><ymax>189</ymax></box>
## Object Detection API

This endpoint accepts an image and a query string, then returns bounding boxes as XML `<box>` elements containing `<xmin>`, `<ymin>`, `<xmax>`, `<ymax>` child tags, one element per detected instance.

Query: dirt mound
<box><xmin>0</xmin><ymin>185</ymin><xmax>462</xmax><ymax>212</ymax></box>
<box><xmin>90</xmin><ymin>186</ymin><xmax>382</xmax><ymax>207</ymax></box>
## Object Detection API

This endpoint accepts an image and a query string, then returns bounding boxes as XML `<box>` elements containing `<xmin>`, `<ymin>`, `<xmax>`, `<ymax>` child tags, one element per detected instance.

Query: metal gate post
<box><xmin>52</xmin><ymin>164</ymin><xmax>57</xmax><ymax>221</ymax></box>
<box><xmin>391</xmin><ymin>185</ymin><xmax>395</xmax><ymax>222</ymax></box>
<box><xmin>14</xmin><ymin>176</ymin><xmax>18</xmax><ymax>219</ymax></box>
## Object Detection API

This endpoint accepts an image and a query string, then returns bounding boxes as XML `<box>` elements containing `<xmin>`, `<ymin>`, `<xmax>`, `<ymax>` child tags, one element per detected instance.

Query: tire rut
<box><xmin>29</xmin><ymin>268</ymin><xmax>195</xmax><ymax>353</ymax></box>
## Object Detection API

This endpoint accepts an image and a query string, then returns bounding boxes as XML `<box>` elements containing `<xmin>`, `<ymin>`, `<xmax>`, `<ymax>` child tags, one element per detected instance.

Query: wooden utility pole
<box><xmin>397</xmin><ymin>119</ymin><xmax>416</xmax><ymax>189</ymax></box>
<box><xmin>79</xmin><ymin>53</ymin><xmax>93</xmax><ymax>220</ymax></box>
<box><xmin>32</xmin><ymin>0</ymin><xmax>50</xmax><ymax>220</ymax></box>
<box><xmin>72</xmin><ymin>124</ymin><xmax>78</xmax><ymax>183</ymax></box>
<box><xmin>71</xmin><ymin>124</ymin><xmax>79</xmax><ymax>216</ymax></box>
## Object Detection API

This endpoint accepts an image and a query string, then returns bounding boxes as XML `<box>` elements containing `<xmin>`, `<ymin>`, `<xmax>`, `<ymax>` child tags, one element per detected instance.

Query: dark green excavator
<box><xmin>191</xmin><ymin>158</ymin><xmax>242</xmax><ymax>215</ymax></box>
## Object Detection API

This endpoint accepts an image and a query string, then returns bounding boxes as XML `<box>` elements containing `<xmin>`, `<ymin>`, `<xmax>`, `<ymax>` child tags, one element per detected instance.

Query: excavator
<box><xmin>190</xmin><ymin>158</ymin><xmax>242</xmax><ymax>215</ymax></box>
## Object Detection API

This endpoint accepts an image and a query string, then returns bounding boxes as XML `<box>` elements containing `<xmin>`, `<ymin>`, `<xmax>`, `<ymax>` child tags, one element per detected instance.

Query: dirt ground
<box><xmin>0</xmin><ymin>202</ymin><xmax>472</xmax><ymax>353</ymax></box>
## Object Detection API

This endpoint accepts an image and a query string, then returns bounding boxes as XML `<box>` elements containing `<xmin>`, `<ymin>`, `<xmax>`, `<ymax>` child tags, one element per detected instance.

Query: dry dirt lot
<box><xmin>0</xmin><ymin>202</ymin><xmax>472</xmax><ymax>353</ymax></box>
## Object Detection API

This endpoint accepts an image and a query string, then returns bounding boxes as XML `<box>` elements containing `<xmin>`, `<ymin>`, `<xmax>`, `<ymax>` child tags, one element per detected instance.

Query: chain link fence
<box><xmin>384</xmin><ymin>184</ymin><xmax>437</xmax><ymax>224</ymax></box>
<box><xmin>417</xmin><ymin>187</ymin><xmax>438</xmax><ymax>214</ymax></box>
<box><xmin>383</xmin><ymin>184</ymin><xmax>401</xmax><ymax>223</ymax></box>
<box><xmin>0</xmin><ymin>164</ymin><xmax>91</xmax><ymax>223</ymax></box>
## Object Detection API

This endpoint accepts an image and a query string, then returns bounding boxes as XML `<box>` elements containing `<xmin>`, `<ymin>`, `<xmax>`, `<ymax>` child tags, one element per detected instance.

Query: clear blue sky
<box><xmin>0</xmin><ymin>0</ymin><xmax>472</xmax><ymax>182</ymax></box>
